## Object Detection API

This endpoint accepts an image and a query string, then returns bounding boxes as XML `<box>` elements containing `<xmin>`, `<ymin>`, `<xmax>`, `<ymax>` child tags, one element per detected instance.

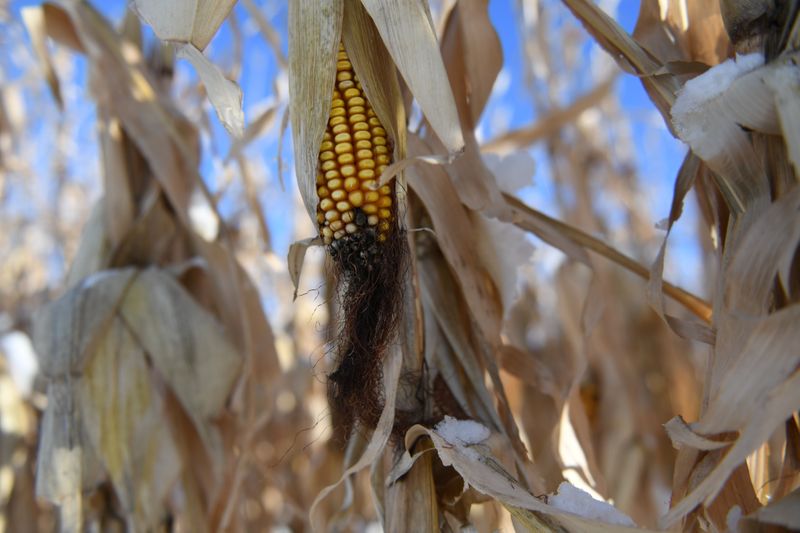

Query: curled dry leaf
<box><xmin>177</xmin><ymin>45</ymin><xmax>244</xmax><ymax>138</ymax></box>
<box><xmin>671</xmin><ymin>52</ymin><xmax>781</xmax><ymax>213</ymax></box>
<box><xmin>133</xmin><ymin>0</ymin><xmax>243</xmax><ymax>137</ymax></box>
<box><xmin>401</xmin><ymin>419</ymin><xmax>653</xmax><ymax>532</ymax></box>
<box><xmin>287</xmin><ymin>236</ymin><xmax>321</xmax><ymax>300</ymax></box>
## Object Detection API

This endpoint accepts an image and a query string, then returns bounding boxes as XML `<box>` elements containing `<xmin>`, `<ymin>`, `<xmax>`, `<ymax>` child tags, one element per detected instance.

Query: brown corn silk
<box><xmin>317</xmin><ymin>43</ymin><xmax>407</xmax><ymax>437</ymax></box>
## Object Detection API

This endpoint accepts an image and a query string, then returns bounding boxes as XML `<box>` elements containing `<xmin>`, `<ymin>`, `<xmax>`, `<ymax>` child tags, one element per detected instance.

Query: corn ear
<box><xmin>316</xmin><ymin>44</ymin><xmax>394</xmax><ymax>245</ymax></box>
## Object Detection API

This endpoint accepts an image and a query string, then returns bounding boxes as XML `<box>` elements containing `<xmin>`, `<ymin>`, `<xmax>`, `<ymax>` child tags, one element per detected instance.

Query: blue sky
<box><xmin>5</xmin><ymin>0</ymin><xmax>701</xmax><ymax>295</ymax></box>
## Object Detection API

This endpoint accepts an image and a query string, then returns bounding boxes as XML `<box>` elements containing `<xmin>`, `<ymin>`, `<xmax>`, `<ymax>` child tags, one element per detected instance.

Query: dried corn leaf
<box><xmin>97</xmin><ymin>114</ymin><xmax>136</xmax><ymax>246</ymax></box>
<box><xmin>383</xmin><ymin>443</ymin><xmax>439</xmax><ymax>532</ymax></box>
<box><xmin>450</xmin><ymin>0</ymin><xmax>501</xmax><ymax>123</ymax></box>
<box><xmin>178</xmin><ymin>44</ymin><xmax>244</xmax><ymax>138</ymax></box>
<box><xmin>33</xmin><ymin>268</ymin><xmax>137</xmax><ymax>377</ymax></box>
<box><xmin>79</xmin><ymin>317</ymin><xmax>181</xmax><ymax>529</ymax></box>
<box><xmin>407</xmin><ymin>420</ymin><xmax>654</xmax><ymax>532</ymax></box>
<box><xmin>310</xmin><ymin>346</ymin><xmax>402</xmax><ymax>531</ymax></box>
<box><xmin>341</xmin><ymin>0</ymin><xmax>406</xmax><ymax>161</ymax></box>
<box><xmin>28</xmin><ymin>3</ymin><xmax>84</xmax><ymax>52</ymax></box>
<box><xmin>634</xmin><ymin>0</ymin><xmax>729</xmax><ymax>65</ymax></box>
<box><xmin>132</xmin><ymin>0</ymin><xmax>236</xmax><ymax>51</ymax></box>
<box><xmin>407</xmin><ymin>137</ymin><xmax>502</xmax><ymax>342</ymax></box>
<box><xmin>663</xmin><ymin>370</ymin><xmax>800</xmax><ymax>527</ymax></box>
<box><xmin>561</xmin><ymin>0</ymin><xmax>680</xmax><ymax>123</ymax></box>
<box><xmin>471</xmin><ymin>212</ymin><xmax>534</xmax><ymax>314</ymax></box>
<box><xmin>64</xmin><ymin>203</ymin><xmax>110</xmax><ymax>288</ymax></box>
<box><xmin>21</xmin><ymin>6</ymin><xmax>63</xmax><ymax>108</ymax></box>
<box><xmin>436</xmin><ymin>3</ymin><xmax>507</xmax><ymax>211</ymax></box>
<box><xmin>671</xmin><ymin>53</ymin><xmax>779</xmax><ymax>213</ymax></box>
<box><xmin>743</xmin><ymin>488</ymin><xmax>800</xmax><ymax>529</ymax></box>
<box><xmin>119</xmin><ymin>268</ymin><xmax>242</xmax><ymax>421</ymax></box>
<box><xmin>46</xmin><ymin>2</ymin><xmax>197</xmax><ymax>221</ymax></box>
<box><xmin>288</xmin><ymin>0</ymin><xmax>343</xmax><ymax>223</ymax></box>
<box><xmin>35</xmin><ymin>381</ymin><xmax>104</xmax><ymax>508</ymax></box>
<box><xmin>287</xmin><ymin>236</ymin><xmax>320</xmax><ymax>300</ymax></box>
<box><xmin>700</xmin><ymin>307</ymin><xmax>800</xmax><ymax>435</ymax></box>
<box><xmin>664</xmin><ymin>416</ymin><xmax>729</xmax><ymax>451</ymax></box>
<box><xmin>360</xmin><ymin>0</ymin><xmax>464</xmax><ymax>154</ymax></box>
<box><xmin>418</xmin><ymin>249</ymin><xmax>500</xmax><ymax>427</ymax></box>
<box><xmin>646</xmin><ymin>153</ymin><xmax>715</xmax><ymax>342</ymax></box>
<box><xmin>132</xmin><ymin>0</ymin><xmax>243</xmax><ymax>137</ymax></box>
<box><xmin>767</xmin><ymin>55</ymin><xmax>800</xmax><ymax>176</ymax></box>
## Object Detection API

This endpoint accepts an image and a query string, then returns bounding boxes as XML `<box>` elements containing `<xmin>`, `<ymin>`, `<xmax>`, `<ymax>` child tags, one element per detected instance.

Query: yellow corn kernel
<box><xmin>344</xmin><ymin>177</ymin><xmax>359</xmax><ymax>191</ymax></box>
<box><xmin>349</xmin><ymin>191</ymin><xmax>364</xmax><ymax>207</ymax></box>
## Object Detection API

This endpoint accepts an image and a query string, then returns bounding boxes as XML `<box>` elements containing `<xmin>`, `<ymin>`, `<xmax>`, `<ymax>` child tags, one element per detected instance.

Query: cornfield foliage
<box><xmin>1</xmin><ymin>0</ymin><xmax>798</xmax><ymax>531</ymax></box>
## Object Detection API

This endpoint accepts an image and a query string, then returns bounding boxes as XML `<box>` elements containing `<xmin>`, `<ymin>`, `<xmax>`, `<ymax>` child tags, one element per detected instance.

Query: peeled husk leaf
<box><xmin>288</xmin><ymin>0</ymin><xmax>343</xmax><ymax>224</ymax></box>
<box><xmin>360</xmin><ymin>0</ymin><xmax>464</xmax><ymax>155</ymax></box>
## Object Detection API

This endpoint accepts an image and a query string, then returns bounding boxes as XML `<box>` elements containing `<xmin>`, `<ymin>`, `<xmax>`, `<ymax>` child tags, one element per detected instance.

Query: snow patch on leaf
<box><xmin>547</xmin><ymin>482</ymin><xmax>636</xmax><ymax>527</ymax></box>
<box><xmin>434</xmin><ymin>416</ymin><xmax>491</xmax><ymax>446</ymax></box>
